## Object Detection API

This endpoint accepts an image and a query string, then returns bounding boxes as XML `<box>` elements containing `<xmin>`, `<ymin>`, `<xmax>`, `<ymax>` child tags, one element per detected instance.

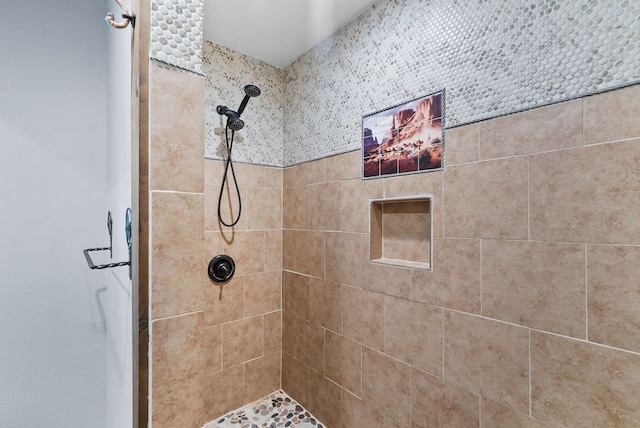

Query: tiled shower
<box><xmin>142</xmin><ymin>0</ymin><xmax>640</xmax><ymax>427</ymax></box>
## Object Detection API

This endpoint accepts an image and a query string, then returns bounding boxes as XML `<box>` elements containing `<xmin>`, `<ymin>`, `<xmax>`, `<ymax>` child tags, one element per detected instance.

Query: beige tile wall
<box><xmin>148</xmin><ymin>61</ymin><xmax>282</xmax><ymax>427</ymax></box>
<box><xmin>147</xmin><ymin>68</ymin><xmax>639</xmax><ymax>428</ymax></box>
<box><xmin>282</xmin><ymin>85</ymin><xmax>640</xmax><ymax>428</ymax></box>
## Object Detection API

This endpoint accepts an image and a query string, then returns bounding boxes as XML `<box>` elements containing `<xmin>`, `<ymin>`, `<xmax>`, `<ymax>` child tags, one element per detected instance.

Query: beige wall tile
<box><xmin>151</xmin><ymin>191</ymin><xmax>204</xmax><ymax>319</ymax></box>
<box><xmin>231</xmin><ymin>163</ymin><xmax>266</xmax><ymax>189</ymax></box>
<box><xmin>222</xmin><ymin>316</ymin><xmax>263</xmax><ymax>368</ymax></box>
<box><xmin>294</xmin><ymin>318</ymin><xmax>324</xmax><ymax>373</ymax></box>
<box><xmin>149</xmin><ymin>63</ymin><xmax>204</xmax><ymax>193</ymax></box>
<box><xmin>244</xmin><ymin>352</ymin><xmax>281</xmax><ymax>403</ymax></box>
<box><xmin>584</xmin><ymin>84</ymin><xmax>640</xmax><ymax>145</ymax></box>
<box><xmin>444</xmin><ymin>311</ymin><xmax>529</xmax><ymax>413</ymax></box>
<box><xmin>530</xmin><ymin>139</ymin><xmax>640</xmax><ymax>244</ymax></box>
<box><xmin>282</xmin><ymin>352</ymin><xmax>310</xmax><ymax>408</ymax></box>
<box><xmin>205</xmin><ymin>275</ymin><xmax>244</xmax><ymax>327</ymax></box>
<box><xmin>283</xmin><ymin>185</ymin><xmax>309</xmax><ymax>229</ymax></box>
<box><xmin>382</xmin><ymin>201</ymin><xmax>431</xmax><ymax>264</ymax></box>
<box><xmin>531</xmin><ymin>331</ymin><xmax>640</xmax><ymax>427</ymax></box>
<box><xmin>296</xmin><ymin>159</ymin><xmax>325</xmax><ymax>187</ymax></box>
<box><xmin>411</xmin><ymin>237</ymin><xmax>481</xmax><ymax>314</ymax></box>
<box><xmin>223</xmin><ymin>230</ymin><xmax>265</xmax><ymax>275</ymax></box>
<box><xmin>263</xmin><ymin>311</ymin><xmax>282</xmax><ymax>355</ymax></box>
<box><xmin>204</xmin><ymin>160</ymin><xmax>247</xmax><ymax>231</ymax></box>
<box><xmin>411</xmin><ymin>368</ymin><xmax>480</xmax><ymax>428</ymax></box>
<box><xmin>245</xmin><ymin>186</ymin><xmax>282</xmax><ymax>230</ymax></box>
<box><xmin>478</xmin><ymin>99</ymin><xmax>583</xmax><ymax>160</ymax></box>
<box><xmin>325</xmin><ymin>150</ymin><xmax>361</xmax><ymax>182</ymax></box>
<box><xmin>264</xmin><ymin>229</ymin><xmax>283</xmax><ymax>272</ymax></box>
<box><xmin>310</xmin><ymin>181</ymin><xmax>342</xmax><ymax>231</ymax></box>
<box><xmin>309</xmin><ymin>370</ymin><xmax>342</xmax><ymax>428</ymax></box>
<box><xmin>244</xmin><ymin>271</ymin><xmax>281</xmax><ymax>317</ymax></box>
<box><xmin>325</xmin><ymin>331</ymin><xmax>362</xmax><ymax>396</ymax></box>
<box><xmin>362</xmin><ymin>347</ymin><xmax>411</xmax><ymax>426</ymax></box>
<box><xmin>325</xmin><ymin>232</ymin><xmax>362</xmax><ymax>287</ymax></box>
<box><xmin>282</xmin><ymin>311</ymin><xmax>296</xmax><ymax>355</ymax></box>
<box><xmin>204</xmin><ymin>325</ymin><xmax>222</xmax><ymax>375</ymax></box>
<box><xmin>482</xmin><ymin>240</ymin><xmax>586</xmax><ymax>338</ymax></box>
<box><xmin>588</xmin><ymin>244</ymin><xmax>640</xmax><ymax>353</ymax></box>
<box><xmin>385</xmin><ymin>297</ymin><xmax>443</xmax><ymax>376</ymax></box>
<box><xmin>343</xmin><ymin>286</ymin><xmax>385</xmax><ymax>351</ymax></box>
<box><xmin>283</xmin><ymin>165</ymin><xmax>297</xmax><ymax>189</ymax></box>
<box><xmin>282</xmin><ymin>270</ymin><xmax>309</xmax><ymax>320</ymax></box>
<box><xmin>444</xmin><ymin>122</ymin><xmax>480</xmax><ymax>165</ymax></box>
<box><xmin>444</xmin><ymin>156</ymin><xmax>528</xmax><ymax>239</ymax></box>
<box><xmin>383</xmin><ymin>170</ymin><xmax>443</xmax><ymax>237</ymax></box>
<box><xmin>265</xmin><ymin>166</ymin><xmax>283</xmax><ymax>189</ymax></box>
<box><xmin>151</xmin><ymin>312</ymin><xmax>204</xmax><ymax>428</ymax></box>
<box><xmin>341</xmin><ymin>390</ymin><xmax>385</xmax><ymax>428</ymax></box>
<box><xmin>481</xmin><ymin>398</ymin><xmax>553</xmax><ymax>428</ymax></box>
<box><xmin>361</xmin><ymin>234</ymin><xmax>412</xmax><ymax>299</ymax></box>
<box><xmin>282</xmin><ymin>230</ymin><xmax>324</xmax><ymax>278</ymax></box>
<box><xmin>204</xmin><ymin>364</ymin><xmax>245</xmax><ymax>422</ymax></box>
<box><xmin>341</xmin><ymin>178</ymin><xmax>383</xmax><ymax>233</ymax></box>
<box><xmin>309</xmin><ymin>278</ymin><xmax>342</xmax><ymax>333</ymax></box>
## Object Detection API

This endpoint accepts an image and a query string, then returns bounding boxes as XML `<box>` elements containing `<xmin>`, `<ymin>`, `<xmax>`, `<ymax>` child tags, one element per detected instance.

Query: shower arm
<box><xmin>105</xmin><ymin>0</ymin><xmax>136</xmax><ymax>29</ymax></box>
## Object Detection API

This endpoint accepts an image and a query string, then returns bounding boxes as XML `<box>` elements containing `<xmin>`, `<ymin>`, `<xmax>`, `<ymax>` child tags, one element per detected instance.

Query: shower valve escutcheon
<box><xmin>208</xmin><ymin>254</ymin><xmax>236</xmax><ymax>283</ymax></box>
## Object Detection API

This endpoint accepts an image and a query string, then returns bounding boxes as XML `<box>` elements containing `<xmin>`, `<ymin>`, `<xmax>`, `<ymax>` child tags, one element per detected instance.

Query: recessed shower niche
<box><xmin>369</xmin><ymin>195</ymin><xmax>432</xmax><ymax>271</ymax></box>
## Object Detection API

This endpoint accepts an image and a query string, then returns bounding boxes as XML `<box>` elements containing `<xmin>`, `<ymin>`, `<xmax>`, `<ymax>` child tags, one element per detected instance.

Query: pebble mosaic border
<box><xmin>203</xmin><ymin>390</ymin><xmax>325</xmax><ymax>428</ymax></box>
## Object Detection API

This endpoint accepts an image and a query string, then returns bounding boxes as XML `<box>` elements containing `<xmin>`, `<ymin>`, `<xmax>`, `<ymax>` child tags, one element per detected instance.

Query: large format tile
<box><xmin>411</xmin><ymin>237</ymin><xmax>481</xmax><ymax>313</ymax></box>
<box><xmin>443</xmin><ymin>157</ymin><xmax>528</xmax><ymax>239</ymax></box>
<box><xmin>151</xmin><ymin>312</ymin><xmax>204</xmax><ymax>428</ymax></box>
<box><xmin>309</xmin><ymin>278</ymin><xmax>342</xmax><ymax>333</ymax></box>
<box><xmin>282</xmin><ymin>230</ymin><xmax>325</xmax><ymax>278</ymax></box>
<box><xmin>245</xmin><ymin>186</ymin><xmax>282</xmax><ymax>230</ymax></box>
<box><xmin>481</xmin><ymin>398</ymin><xmax>553</xmax><ymax>428</ymax></box>
<box><xmin>325</xmin><ymin>330</ymin><xmax>362</xmax><ymax>396</ymax></box>
<box><xmin>444</xmin><ymin>122</ymin><xmax>480</xmax><ymax>165</ymax></box>
<box><xmin>529</xmin><ymin>139</ymin><xmax>640</xmax><ymax>244</ymax></box>
<box><xmin>222</xmin><ymin>316</ymin><xmax>263</xmax><ymax>368</ymax></box>
<box><xmin>478</xmin><ymin>99</ymin><xmax>582</xmax><ymax>160</ymax></box>
<box><xmin>411</xmin><ymin>368</ymin><xmax>480</xmax><ymax>428</ymax></box>
<box><xmin>531</xmin><ymin>331</ymin><xmax>640</xmax><ymax>427</ymax></box>
<box><xmin>149</xmin><ymin>63</ymin><xmax>204</xmax><ymax>193</ymax></box>
<box><xmin>341</xmin><ymin>390</ymin><xmax>385</xmax><ymax>428</ymax></box>
<box><xmin>309</xmin><ymin>370</ymin><xmax>342</xmax><ymax>428</ymax></box>
<box><xmin>151</xmin><ymin>191</ymin><xmax>204</xmax><ymax>319</ymax></box>
<box><xmin>385</xmin><ymin>297</ymin><xmax>443</xmax><ymax>376</ymax></box>
<box><xmin>584</xmin><ymin>84</ymin><xmax>640</xmax><ymax>145</ymax></box>
<box><xmin>588</xmin><ymin>245</ymin><xmax>640</xmax><ymax>353</ymax></box>
<box><xmin>205</xmin><ymin>274</ymin><xmax>244</xmax><ymax>327</ymax></box>
<box><xmin>204</xmin><ymin>364</ymin><xmax>244</xmax><ymax>422</ymax></box>
<box><xmin>341</xmin><ymin>178</ymin><xmax>383</xmax><ymax>233</ymax></box>
<box><xmin>342</xmin><ymin>286</ymin><xmax>385</xmax><ymax>352</ymax></box>
<box><xmin>444</xmin><ymin>311</ymin><xmax>529</xmax><ymax>413</ymax></box>
<box><xmin>362</xmin><ymin>347</ymin><xmax>411</xmax><ymax>427</ymax></box>
<box><xmin>482</xmin><ymin>240</ymin><xmax>586</xmax><ymax>338</ymax></box>
<box><xmin>244</xmin><ymin>352</ymin><xmax>281</xmax><ymax>403</ymax></box>
<box><xmin>325</xmin><ymin>232</ymin><xmax>362</xmax><ymax>287</ymax></box>
<box><xmin>362</xmin><ymin>234</ymin><xmax>412</xmax><ymax>299</ymax></box>
<box><xmin>310</xmin><ymin>181</ymin><xmax>341</xmax><ymax>231</ymax></box>
<box><xmin>243</xmin><ymin>271</ymin><xmax>281</xmax><ymax>317</ymax></box>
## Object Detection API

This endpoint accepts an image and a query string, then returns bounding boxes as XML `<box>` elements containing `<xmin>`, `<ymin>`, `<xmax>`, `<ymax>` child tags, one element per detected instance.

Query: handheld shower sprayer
<box><xmin>216</xmin><ymin>84</ymin><xmax>261</xmax><ymax>227</ymax></box>
<box><xmin>216</xmin><ymin>84</ymin><xmax>261</xmax><ymax>131</ymax></box>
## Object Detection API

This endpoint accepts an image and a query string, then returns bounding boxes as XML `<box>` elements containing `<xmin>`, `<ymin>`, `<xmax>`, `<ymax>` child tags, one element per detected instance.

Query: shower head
<box><xmin>244</xmin><ymin>84</ymin><xmax>261</xmax><ymax>98</ymax></box>
<box><xmin>237</xmin><ymin>84</ymin><xmax>261</xmax><ymax>115</ymax></box>
<box><xmin>217</xmin><ymin>84</ymin><xmax>261</xmax><ymax>130</ymax></box>
<box><xmin>216</xmin><ymin>105</ymin><xmax>244</xmax><ymax>131</ymax></box>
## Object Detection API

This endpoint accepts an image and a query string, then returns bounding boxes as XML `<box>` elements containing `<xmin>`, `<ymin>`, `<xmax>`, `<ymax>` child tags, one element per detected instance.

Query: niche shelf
<box><xmin>369</xmin><ymin>195</ymin><xmax>432</xmax><ymax>271</ymax></box>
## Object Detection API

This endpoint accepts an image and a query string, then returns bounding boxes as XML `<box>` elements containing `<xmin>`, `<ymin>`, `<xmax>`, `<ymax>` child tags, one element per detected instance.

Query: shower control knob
<box><xmin>208</xmin><ymin>254</ymin><xmax>236</xmax><ymax>283</ymax></box>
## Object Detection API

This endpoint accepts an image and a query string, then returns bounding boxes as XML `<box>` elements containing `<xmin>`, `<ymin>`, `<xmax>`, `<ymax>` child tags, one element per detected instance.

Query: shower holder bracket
<box><xmin>83</xmin><ymin>209</ymin><xmax>132</xmax><ymax>279</ymax></box>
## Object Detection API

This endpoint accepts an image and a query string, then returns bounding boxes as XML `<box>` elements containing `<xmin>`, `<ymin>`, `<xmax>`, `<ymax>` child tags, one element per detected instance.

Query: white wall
<box><xmin>105</xmin><ymin>0</ymin><xmax>134</xmax><ymax>426</ymax></box>
<box><xmin>0</xmin><ymin>1</ymin><xmax>109</xmax><ymax>426</ymax></box>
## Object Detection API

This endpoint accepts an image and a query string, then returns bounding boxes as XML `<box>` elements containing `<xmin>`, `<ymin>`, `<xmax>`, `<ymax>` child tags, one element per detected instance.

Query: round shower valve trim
<box><xmin>208</xmin><ymin>254</ymin><xmax>236</xmax><ymax>283</ymax></box>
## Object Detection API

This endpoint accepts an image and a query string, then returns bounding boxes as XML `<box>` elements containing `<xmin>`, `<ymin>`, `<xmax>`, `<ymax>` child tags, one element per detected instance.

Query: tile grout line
<box><xmin>529</xmin><ymin>328</ymin><xmax>532</xmax><ymax>417</ymax></box>
<box><xmin>585</xmin><ymin>244</ymin><xmax>589</xmax><ymax>342</ymax></box>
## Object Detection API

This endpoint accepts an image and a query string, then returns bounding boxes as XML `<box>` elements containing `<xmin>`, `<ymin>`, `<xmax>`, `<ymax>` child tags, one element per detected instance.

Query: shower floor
<box><xmin>204</xmin><ymin>390</ymin><xmax>325</xmax><ymax>428</ymax></box>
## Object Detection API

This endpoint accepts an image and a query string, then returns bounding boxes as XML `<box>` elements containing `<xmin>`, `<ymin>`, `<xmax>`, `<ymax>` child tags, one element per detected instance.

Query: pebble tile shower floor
<box><xmin>204</xmin><ymin>390</ymin><xmax>325</xmax><ymax>428</ymax></box>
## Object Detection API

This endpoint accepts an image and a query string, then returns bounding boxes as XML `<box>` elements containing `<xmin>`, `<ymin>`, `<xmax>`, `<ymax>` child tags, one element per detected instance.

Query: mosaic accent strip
<box><xmin>203</xmin><ymin>390</ymin><xmax>325</xmax><ymax>428</ymax></box>
<box><xmin>150</xmin><ymin>0</ymin><xmax>203</xmax><ymax>74</ymax></box>
<box><xmin>203</xmin><ymin>42</ymin><xmax>284</xmax><ymax>167</ymax></box>
<box><xmin>281</xmin><ymin>0</ymin><xmax>640</xmax><ymax>166</ymax></box>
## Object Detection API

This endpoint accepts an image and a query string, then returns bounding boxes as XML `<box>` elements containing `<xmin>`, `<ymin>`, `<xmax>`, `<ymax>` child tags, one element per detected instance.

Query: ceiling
<box><xmin>202</xmin><ymin>0</ymin><xmax>380</xmax><ymax>68</ymax></box>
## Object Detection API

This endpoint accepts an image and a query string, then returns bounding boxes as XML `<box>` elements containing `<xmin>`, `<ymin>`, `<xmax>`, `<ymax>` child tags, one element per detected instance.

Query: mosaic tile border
<box><xmin>150</xmin><ymin>0</ymin><xmax>203</xmax><ymax>75</ymax></box>
<box><xmin>203</xmin><ymin>390</ymin><xmax>325</xmax><ymax>428</ymax></box>
<box><xmin>280</xmin><ymin>0</ymin><xmax>640</xmax><ymax>166</ymax></box>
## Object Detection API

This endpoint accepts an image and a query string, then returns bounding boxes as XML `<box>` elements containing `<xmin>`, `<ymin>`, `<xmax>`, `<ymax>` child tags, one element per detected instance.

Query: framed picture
<box><xmin>362</xmin><ymin>90</ymin><xmax>444</xmax><ymax>179</ymax></box>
